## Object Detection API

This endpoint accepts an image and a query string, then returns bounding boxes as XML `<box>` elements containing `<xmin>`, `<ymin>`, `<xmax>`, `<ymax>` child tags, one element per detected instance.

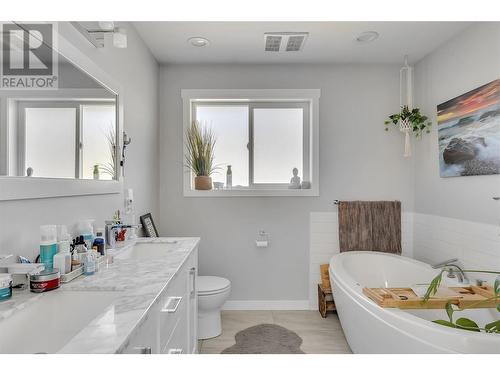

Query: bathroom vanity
<box><xmin>0</xmin><ymin>237</ymin><xmax>199</xmax><ymax>354</ymax></box>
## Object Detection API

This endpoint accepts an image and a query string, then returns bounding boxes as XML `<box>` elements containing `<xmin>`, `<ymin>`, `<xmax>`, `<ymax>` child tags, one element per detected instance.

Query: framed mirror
<box><xmin>0</xmin><ymin>22</ymin><xmax>123</xmax><ymax>200</ymax></box>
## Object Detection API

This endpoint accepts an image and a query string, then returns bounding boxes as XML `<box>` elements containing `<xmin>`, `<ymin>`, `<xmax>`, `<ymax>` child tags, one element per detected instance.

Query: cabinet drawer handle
<box><xmin>190</xmin><ymin>267</ymin><xmax>196</xmax><ymax>297</ymax></box>
<box><xmin>161</xmin><ymin>296</ymin><xmax>182</xmax><ymax>313</ymax></box>
<box><xmin>168</xmin><ymin>348</ymin><xmax>183</xmax><ymax>354</ymax></box>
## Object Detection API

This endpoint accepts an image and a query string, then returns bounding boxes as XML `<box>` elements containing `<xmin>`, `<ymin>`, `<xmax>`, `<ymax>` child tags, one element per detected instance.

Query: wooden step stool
<box><xmin>318</xmin><ymin>264</ymin><xmax>336</xmax><ymax>318</ymax></box>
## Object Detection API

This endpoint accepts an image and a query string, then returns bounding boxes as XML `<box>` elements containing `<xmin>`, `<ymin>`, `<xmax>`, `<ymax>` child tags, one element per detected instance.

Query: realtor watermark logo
<box><xmin>0</xmin><ymin>22</ymin><xmax>58</xmax><ymax>89</ymax></box>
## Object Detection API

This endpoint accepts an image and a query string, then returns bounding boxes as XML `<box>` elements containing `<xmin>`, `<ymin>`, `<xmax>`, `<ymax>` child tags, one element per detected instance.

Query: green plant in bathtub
<box><xmin>423</xmin><ymin>270</ymin><xmax>500</xmax><ymax>333</ymax></box>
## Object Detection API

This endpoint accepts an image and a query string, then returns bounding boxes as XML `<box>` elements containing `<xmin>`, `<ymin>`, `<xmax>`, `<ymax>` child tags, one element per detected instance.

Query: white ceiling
<box><xmin>132</xmin><ymin>22</ymin><xmax>472</xmax><ymax>65</ymax></box>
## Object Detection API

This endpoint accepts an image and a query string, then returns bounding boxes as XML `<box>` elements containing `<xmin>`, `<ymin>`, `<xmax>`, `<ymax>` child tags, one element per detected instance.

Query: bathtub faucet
<box><xmin>432</xmin><ymin>259</ymin><xmax>469</xmax><ymax>284</ymax></box>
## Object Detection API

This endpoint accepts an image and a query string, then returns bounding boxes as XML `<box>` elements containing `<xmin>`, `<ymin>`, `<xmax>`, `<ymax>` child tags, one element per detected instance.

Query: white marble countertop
<box><xmin>0</xmin><ymin>237</ymin><xmax>200</xmax><ymax>354</ymax></box>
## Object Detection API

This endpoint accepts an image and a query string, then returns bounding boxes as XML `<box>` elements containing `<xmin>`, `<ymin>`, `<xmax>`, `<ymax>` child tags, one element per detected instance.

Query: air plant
<box><xmin>184</xmin><ymin>121</ymin><xmax>219</xmax><ymax>177</ymax></box>
<box><xmin>423</xmin><ymin>270</ymin><xmax>500</xmax><ymax>333</ymax></box>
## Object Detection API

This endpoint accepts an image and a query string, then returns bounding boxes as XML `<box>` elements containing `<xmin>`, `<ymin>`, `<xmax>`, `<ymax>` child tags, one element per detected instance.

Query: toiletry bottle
<box><xmin>0</xmin><ymin>274</ymin><xmax>12</xmax><ymax>301</ymax></box>
<box><xmin>83</xmin><ymin>249</ymin><xmax>96</xmax><ymax>276</ymax></box>
<box><xmin>92</xmin><ymin>248</ymin><xmax>100</xmax><ymax>272</ymax></box>
<box><xmin>226</xmin><ymin>165</ymin><xmax>232</xmax><ymax>189</ymax></box>
<box><xmin>75</xmin><ymin>236</ymin><xmax>88</xmax><ymax>263</ymax></box>
<box><xmin>71</xmin><ymin>248</ymin><xmax>81</xmax><ymax>271</ymax></box>
<box><xmin>93</xmin><ymin>231</ymin><xmax>105</xmax><ymax>256</ymax></box>
<box><xmin>39</xmin><ymin>225</ymin><xmax>57</xmax><ymax>270</ymax></box>
<box><xmin>77</xmin><ymin>220</ymin><xmax>95</xmax><ymax>249</ymax></box>
<box><xmin>54</xmin><ymin>228</ymin><xmax>72</xmax><ymax>275</ymax></box>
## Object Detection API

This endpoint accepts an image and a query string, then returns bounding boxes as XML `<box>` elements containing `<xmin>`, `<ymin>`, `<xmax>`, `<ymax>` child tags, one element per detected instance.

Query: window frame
<box><xmin>0</xmin><ymin>28</ymin><xmax>123</xmax><ymax>202</ymax></box>
<box><xmin>17</xmin><ymin>100</ymin><xmax>116</xmax><ymax>179</ymax></box>
<box><xmin>182</xmin><ymin>89</ymin><xmax>320</xmax><ymax>197</ymax></box>
<box><xmin>249</xmin><ymin>101</ymin><xmax>310</xmax><ymax>188</ymax></box>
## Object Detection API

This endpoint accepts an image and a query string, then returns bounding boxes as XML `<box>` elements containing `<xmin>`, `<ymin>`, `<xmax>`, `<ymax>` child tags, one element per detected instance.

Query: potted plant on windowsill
<box><xmin>185</xmin><ymin>121</ymin><xmax>218</xmax><ymax>190</ymax></box>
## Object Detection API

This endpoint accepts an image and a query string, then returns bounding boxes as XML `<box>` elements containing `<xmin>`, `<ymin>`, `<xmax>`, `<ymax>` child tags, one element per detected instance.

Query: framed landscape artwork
<box><xmin>438</xmin><ymin>79</ymin><xmax>500</xmax><ymax>177</ymax></box>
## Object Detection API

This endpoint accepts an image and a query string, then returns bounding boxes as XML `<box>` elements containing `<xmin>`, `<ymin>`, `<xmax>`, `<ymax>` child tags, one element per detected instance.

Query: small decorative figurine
<box><xmin>289</xmin><ymin>167</ymin><xmax>301</xmax><ymax>189</ymax></box>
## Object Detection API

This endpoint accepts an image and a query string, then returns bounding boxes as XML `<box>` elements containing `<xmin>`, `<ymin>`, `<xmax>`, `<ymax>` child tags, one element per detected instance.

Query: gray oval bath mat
<box><xmin>221</xmin><ymin>323</ymin><xmax>305</xmax><ymax>354</ymax></box>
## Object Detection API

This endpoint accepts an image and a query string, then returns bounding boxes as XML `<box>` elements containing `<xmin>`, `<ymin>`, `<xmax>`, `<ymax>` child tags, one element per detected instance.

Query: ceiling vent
<box><xmin>264</xmin><ymin>32</ymin><xmax>308</xmax><ymax>52</ymax></box>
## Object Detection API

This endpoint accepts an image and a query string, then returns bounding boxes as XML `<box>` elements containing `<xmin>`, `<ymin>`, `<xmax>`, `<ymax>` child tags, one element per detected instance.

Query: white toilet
<box><xmin>197</xmin><ymin>276</ymin><xmax>231</xmax><ymax>339</ymax></box>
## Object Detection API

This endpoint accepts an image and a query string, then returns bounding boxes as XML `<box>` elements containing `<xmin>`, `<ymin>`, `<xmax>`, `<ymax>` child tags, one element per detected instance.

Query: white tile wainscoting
<box><xmin>309</xmin><ymin>211</ymin><xmax>500</xmax><ymax>310</ymax></box>
<box><xmin>413</xmin><ymin>213</ymin><xmax>500</xmax><ymax>284</ymax></box>
<box><xmin>308</xmin><ymin>211</ymin><xmax>414</xmax><ymax>309</ymax></box>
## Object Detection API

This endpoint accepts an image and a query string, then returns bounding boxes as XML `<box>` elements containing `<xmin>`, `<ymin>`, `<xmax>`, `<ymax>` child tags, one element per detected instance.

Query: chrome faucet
<box><xmin>105</xmin><ymin>221</ymin><xmax>142</xmax><ymax>247</ymax></box>
<box><xmin>432</xmin><ymin>258</ymin><xmax>469</xmax><ymax>284</ymax></box>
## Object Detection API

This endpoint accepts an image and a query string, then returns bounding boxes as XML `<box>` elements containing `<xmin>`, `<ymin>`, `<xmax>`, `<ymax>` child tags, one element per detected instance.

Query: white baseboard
<box><xmin>223</xmin><ymin>300</ymin><xmax>311</xmax><ymax>310</ymax></box>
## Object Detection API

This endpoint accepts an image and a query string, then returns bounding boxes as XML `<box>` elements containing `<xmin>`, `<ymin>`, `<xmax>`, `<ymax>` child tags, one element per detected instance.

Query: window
<box><xmin>195</xmin><ymin>105</ymin><xmax>249</xmax><ymax>187</ymax></box>
<box><xmin>184</xmin><ymin>89</ymin><xmax>319</xmax><ymax>196</ymax></box>
<box><xmin>24</xmin><ymin>107</ymin><xmax>77</xmax><ymax>179</ymax></box>
<box><xmin>81</xmin><ymin>105</ymin><xmax>117</xmax><ymax>180</ymax></box>
<box><xmin>252</xmin><ymin>106</ymin><xmax>306</xmax><ymax>185</ymax></box>
<box><xmin>17</xmin><ymin>101</ymin><xmax>116</xmax><ymax>179</ymax></box>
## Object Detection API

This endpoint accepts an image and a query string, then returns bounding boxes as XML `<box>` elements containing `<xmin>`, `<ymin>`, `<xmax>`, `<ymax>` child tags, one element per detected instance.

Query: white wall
<box><xmin>0</xmin><ymin>22</ymin><xmax>159</xmax><ymax>260</ymax></box>
<box><xmin>413</xmin><ymin>23</ymin><xmax>500</xmax><ymax>273</ymax></box>
<box><xmin>159</xmin><ymin>63</ymin><xmax>414</xmax><ymax>303</ymax></box>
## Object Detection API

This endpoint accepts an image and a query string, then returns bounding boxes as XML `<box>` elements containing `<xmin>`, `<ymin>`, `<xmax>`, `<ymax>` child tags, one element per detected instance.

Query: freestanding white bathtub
<box><xmin>329</xmin><ymin>251</ymin><xmax>500</xmax><ymax>353</ymax></box>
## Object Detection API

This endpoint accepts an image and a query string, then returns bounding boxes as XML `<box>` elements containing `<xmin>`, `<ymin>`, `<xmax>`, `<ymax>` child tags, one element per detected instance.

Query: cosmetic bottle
<box><xmin>0</xmin><ymin>274</ymin><xmax>12</xmax><ymax>301</ymax></box>
<box><xmin>54</xmin><ymin>241</ymin><xmax>71</xmax><ymax>275</ymax></box>
<box><xmin>71</xmin><ymin>249</ymin><xmax>81</xmax><ymax>271</ymax></box>
<box><xmin>93</xmin><ymin>231</ymin><xmax>105</xmax><ymax>256</ymax></box>
<box><xmin>53</xmin><ymin>225</ymin><xmax>72</xmax><ymax>275</ymax></box>
<box><xmin>92</xmin><ymin>248</ymin><xmax>100</xmax><ymax>272</ymax></box>
<box><xmin>71</xmin><ymin>236</ymin><xmax>87</xmax><ymax>268</ymax></box>
<box><xmin>83</xmin><ymin>249</ymin><xmax>96</xmax><ymax>276</ymax></box>
<box><xmin>76</xmin><ymin>220</ymin><xmax>95</xmax><ymax>249</ymax></box>
<box><xmin>39</xmin><ymin>225</ymin><xmax>57</xmax><ymax>270</ymax></box>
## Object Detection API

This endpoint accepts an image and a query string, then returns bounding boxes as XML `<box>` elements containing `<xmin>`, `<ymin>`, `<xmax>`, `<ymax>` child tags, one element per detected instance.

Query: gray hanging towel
<box><xmin>338</xmin><ymin>201</ymin><xmax>402</xmax><ymax>254</ymax></box>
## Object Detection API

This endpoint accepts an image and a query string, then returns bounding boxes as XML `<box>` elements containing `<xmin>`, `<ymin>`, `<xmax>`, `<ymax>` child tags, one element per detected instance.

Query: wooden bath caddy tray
<box><xmin>363</xmin><ymin>285</ymin><xmax>498</xmax><ymax>309</ymax></box>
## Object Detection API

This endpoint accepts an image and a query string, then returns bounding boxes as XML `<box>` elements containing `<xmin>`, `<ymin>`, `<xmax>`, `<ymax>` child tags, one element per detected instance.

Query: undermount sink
<box><xmin>0</xmin><ymin>290</ymin><xmax>121</xmax><ymax>354</ymax></box>
<box><xmin>114</xmin><ymin>241</ymin><xmax>178</xmax><ymax>260</ymax></box>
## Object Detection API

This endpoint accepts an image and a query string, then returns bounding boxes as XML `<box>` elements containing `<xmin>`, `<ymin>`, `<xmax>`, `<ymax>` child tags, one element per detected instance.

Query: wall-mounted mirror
<box><xmin>0</xmin><ymin>41</ymin><xmax>118</xmax><ymax>181</ymax></box>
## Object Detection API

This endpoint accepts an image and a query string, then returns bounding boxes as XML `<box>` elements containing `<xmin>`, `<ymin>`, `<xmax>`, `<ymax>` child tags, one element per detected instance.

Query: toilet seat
<box><xmin>198</xmin><ymin>276</ymin><xmax>231</xmax><ymax>296</ymax></box>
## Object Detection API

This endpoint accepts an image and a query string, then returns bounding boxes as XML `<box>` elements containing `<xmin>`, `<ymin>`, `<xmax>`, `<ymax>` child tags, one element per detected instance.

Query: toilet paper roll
<box><xmin>255</xmin><ymin>240</ymin><xmax>268</xmax><ymax>248</ymax></box>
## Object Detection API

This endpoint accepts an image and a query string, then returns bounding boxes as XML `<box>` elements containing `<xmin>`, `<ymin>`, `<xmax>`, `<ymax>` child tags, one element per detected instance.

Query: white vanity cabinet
<box><xmin>120</xmin><ymin>247</ymin><xmax>198</xmax><ymax>354</ymax></box>
<box><xmin>187</xmin><ymin>251</ymin><xmax>198</xmax><ymax>353</ymax></box>
<box><xmin>121</xmin><ymin>303</ymin><xmax>160</xmax><ymax>354</ymax></box>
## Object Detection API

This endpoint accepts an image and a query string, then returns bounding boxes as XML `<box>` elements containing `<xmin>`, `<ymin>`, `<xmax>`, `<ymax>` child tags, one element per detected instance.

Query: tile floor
<box><xmin>199</xmin><ymin>310</ymin><xmax>352</xmax><ymax>354</ymax></box>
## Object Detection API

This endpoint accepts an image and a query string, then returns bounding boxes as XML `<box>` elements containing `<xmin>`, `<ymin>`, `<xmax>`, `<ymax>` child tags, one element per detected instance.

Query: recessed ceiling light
<box><xmin>188</xmin><ymin>37</ymin><xmax>210</xmax><ymax>47</ymax></box>
<box><xmin>356</xmin><ymin>31</ymin><xmax>379</xmax><ymax>44</ymax></box>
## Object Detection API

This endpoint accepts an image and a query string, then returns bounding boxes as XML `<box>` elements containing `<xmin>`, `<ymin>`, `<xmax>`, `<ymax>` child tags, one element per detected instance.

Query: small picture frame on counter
<box><xmin>140</xmin><ymin>213</ymin><xmax>159</xmax><ymax>237</ymax></box>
